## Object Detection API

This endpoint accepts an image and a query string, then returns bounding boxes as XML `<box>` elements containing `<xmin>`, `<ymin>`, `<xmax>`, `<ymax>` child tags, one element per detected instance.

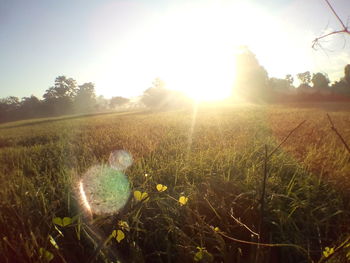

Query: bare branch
<box><xmin>312</xmin><ymin>29</ymin><xmax>349</xmax><ymax>48</ymax></box>
<box><xmin>324</xmin><ymin>0</ymin><xmax>347</xmax><ymax>30</ymax></box>
<box><xmin>313</xmin><ymin>0</ymin><xmax>350</xmax><ymax>49</ymax></box>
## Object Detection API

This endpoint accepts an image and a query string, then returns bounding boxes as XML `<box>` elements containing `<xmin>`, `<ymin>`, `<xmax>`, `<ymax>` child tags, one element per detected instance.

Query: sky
<box><xmin>1</xmin><ymin>0</ymin><xmax>350</xmax><ymax>100</ymax></box>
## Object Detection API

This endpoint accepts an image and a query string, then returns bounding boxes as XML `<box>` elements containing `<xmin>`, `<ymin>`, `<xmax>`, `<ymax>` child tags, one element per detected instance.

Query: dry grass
<box><xmin>0</xmin><ymin>103</ymin><xmax>349</xmax><ymax>263</ymax></box>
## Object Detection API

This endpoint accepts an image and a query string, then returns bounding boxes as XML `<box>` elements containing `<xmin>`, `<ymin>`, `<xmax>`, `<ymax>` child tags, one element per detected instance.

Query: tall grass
<box><xmin>0</xmin><ymin>104</ymin><xmax>349</xmax><ymax>262</ymax></box>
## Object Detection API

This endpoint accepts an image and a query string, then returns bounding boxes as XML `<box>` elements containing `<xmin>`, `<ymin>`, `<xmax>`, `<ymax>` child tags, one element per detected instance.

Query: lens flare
<box><xmin>79</xmin><ymin>180</ymin><xmax>92</xmax><ymax>214</ymax></box>
<box><xmin>109</xmin><ymin>150</ymin><xmax>133</xmax><ymax>171</ymax></box>
<box><xmin>79</xmin><ymin>164</ymin><xmax>130</xmax><ymax>215</ymax></box>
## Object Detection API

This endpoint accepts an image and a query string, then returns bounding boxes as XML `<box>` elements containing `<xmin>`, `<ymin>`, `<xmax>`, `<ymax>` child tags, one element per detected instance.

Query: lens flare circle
<box><xmin>109</xmin><ymin>150</ymin><xmax>133</xmax><ymax>171</ymax></box>
<box><xmin>79</xmin><ymin>164</ymin><xmax>130</xmax><ymax>215</ymax></box>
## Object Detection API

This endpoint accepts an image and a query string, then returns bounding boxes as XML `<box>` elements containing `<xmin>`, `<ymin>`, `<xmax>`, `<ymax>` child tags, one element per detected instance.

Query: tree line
<box><xmin>1</xmin><ymin>47</ymin><xmax>350</xmax><ymax>123</ymax></box>
<box><xmin>233</xmin><ymin>46</ymin><xmax>350</xmax><ymax>103</ymax></box>
<box><xmin>0</xmin><ymin>76</ymin><xmax>132</xmax><ymax>123</ymax></box>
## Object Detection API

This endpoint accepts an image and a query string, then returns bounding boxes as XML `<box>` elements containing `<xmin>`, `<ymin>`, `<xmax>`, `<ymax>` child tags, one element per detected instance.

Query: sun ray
<box><xmin>186</xmin><ymin>101</ymin><xmax>199</xmax><ymax>160</ymax></box>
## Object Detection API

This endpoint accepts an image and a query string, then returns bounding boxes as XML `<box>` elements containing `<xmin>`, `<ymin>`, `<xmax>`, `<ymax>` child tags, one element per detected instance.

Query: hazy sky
<box><xmin>1</xmin><ymin>0</ymin><xmax>350</xmax><ymax>99</ymax></box>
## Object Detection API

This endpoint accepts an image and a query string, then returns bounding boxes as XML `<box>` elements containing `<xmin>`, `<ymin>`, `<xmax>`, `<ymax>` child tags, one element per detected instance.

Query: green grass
<box><xmin>0</xmin><ymin>104</ymin><xmax>349</xmax><ymax>263</ymax></box>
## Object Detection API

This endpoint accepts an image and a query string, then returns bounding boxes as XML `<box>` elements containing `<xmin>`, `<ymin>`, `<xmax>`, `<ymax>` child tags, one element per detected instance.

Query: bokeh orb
<box><xmin>109</xmin><ymin>150</ymin><xmax>133</xmax><ymax>171</ymax></box>
<box><xmin>79</xmin><ymin>164</ymin><xmax>130</xmax><ymax>215</ymax></box>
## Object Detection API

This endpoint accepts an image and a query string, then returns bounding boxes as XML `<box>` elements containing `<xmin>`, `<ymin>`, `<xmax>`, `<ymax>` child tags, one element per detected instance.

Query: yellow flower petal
<box><xmin>134</xmin><ymin>190</ymin><xmax>142</xmax><ymax>201</ymax></box>
<box><xmin>323</xmin><ymin>247</ymin><xmax>334</xmax><ymax>258</ymax></box>
<box><xmin>141</xmin><ymin>192</ymin><xmax>149</xmax><ymax>200</ymax></box>
<box><xmin>118</xmin><ymin>220</ymin><xmax>130</xmax><ymax>231</ymax></box>
<box><xmin>156</xmin><ymin>184</ymin><xmax>167</xmax><ymax>192</ymax></box>
<box><xmin>179</xmin><ymin>196</ymin><xmax>188</xmax><ymax>206</ymax></box>
<box><xmin>116</xmin><ymin>230</ymin><xmax>125</xmax><ymax>243</ymax></box>
<box><xmin>134</xmin><ymin>191</ymin><xmax>149</xmax><ymax>201</ymax></box>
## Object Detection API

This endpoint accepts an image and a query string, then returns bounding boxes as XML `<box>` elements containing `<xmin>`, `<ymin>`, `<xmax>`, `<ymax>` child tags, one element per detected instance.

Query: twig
<box><xmin>229</xmin><ymin>208</ymin><xmax>259</xmax><ymax>238</ymax></box>
<box><xmin>268</xmin><ymin>120</ymin><xmax>306</xmax><ymax>159</ymax></box>
<box><xmin>313</xmin><ymin>0</ymin><xmax>350</xmax><ymax>49</ymax></box>
<box><xmin>187</xmin><ymin>199</ymin><xmax>313</xmax><ymax>262</ymax></box>
<box><xmin>204</xmin><ymin>196</ymin><xmax>222</xmax><ymax>220</ymax></box>
<box><xmin>324</xmin><ymin>0</ymin><xmax>347</xmax><ymax>29</ymax></box>
<box><xmin>260</xmin><ymin>145</ymin><xmax>268</xmax><ymax>234</ymax></box>
<box><xmin>326</xmin><ymin>113</ymin><xmax>350</xmax><ymax>154</ymax></box>
<box><xmin>217</xmin><ymin>231</ymin><xmax>313</xmax><ymax>263</ymax></box>
<box><xmin>312</xmin><ymin>30</ymin><xmax>349</xmax><ymax>48</ymax></box>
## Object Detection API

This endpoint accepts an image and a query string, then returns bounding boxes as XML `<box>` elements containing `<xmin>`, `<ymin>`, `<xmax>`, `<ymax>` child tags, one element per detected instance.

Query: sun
<box><xmin>165</xmin><ymin>40</ymin><xmax>236</xmax><ymax>102</ymax></box>
<box><xmin>154</xmin><ymin>8</ymin><xmax>237</xmax><ymax>102</ymax></box>
<box><xmin>165</xmin><ymin>52</ymin><xmax>236</xmax><ymax>102</ymax></box>
<box><xmin>92</xmin><ymin>1</ymin><xmax>303</xmax><ymax>101</ymax></box>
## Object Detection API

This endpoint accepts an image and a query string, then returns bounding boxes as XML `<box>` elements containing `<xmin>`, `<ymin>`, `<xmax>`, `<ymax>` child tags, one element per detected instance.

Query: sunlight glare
<box><xmin>79</xmin><ymin>180</ymin><xmax>92</xmax><ymax>214</ymax></box>
<box><xmin>91</xmin><ymin>1</ymin><xmax>309</xmax><ymax>101</ymax></box>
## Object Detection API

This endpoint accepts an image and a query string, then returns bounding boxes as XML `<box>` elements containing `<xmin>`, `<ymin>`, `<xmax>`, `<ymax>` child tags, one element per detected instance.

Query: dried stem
<box><xmin>268</xmin><ymin>120</ymin><xmax>306</xmax><ymax>159</ymax></box>
<box><xmin>259</xmin><ymin>145</ymin><xmax>268</xmax><ymax>235</ymax></box>
<box><xmin>230</xmin><ymin>208</ymin><xmax>259</xmax><ymax>238</ymax></box>
<box><xmin>326</xmin><ymin>113</ymin><xmax>350</xmax><ymax>154</ymax></box>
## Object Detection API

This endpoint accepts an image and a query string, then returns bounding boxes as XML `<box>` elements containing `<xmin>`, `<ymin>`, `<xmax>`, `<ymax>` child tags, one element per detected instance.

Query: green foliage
<box><xmin>52</xmin><ymin>217</ymin><xmax>73</xmax><ymax>227</ymax></box>
<box><xmin>74</xmin><ymin>82</ymin><xmax>96</xmax><ymax>112</ymax></box>
<box><xmin>345</xmin><ymin>64</ymin><xmax>350</xmax><ymax>84</ymax></box>
<box><xmin>312</xmin><ymin>72</ymin><xmax>330</xmax><ymax>90</ymax></box>
<box><xmin>297</xmin><ymin>71</ymin><xmax>311</xmax><ymax>85</ymax></box>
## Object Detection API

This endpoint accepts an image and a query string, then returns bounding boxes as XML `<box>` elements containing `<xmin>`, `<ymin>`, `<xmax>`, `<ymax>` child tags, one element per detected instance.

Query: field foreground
<box><xmin>0</xmin><ymin>103</ymin><xmax>349</xmax><ymax>263</ymax></box>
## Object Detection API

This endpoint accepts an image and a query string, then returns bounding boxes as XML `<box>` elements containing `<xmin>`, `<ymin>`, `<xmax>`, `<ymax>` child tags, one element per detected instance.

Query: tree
<box><xmin>270</xmin><ymin>77</ymin><xmax>290</xmax><ymax>92</ymax></box>
<box><xmin>74</xmin><ymin>82</ymin><xmax>96</xmax><ymax>112</ymax></box>
<box><xmin>296</xmin><ymin>71</ymin><xmax>311</xmax><ymax>85</ymax></box>
<box><xmin>141</xmin><ymin>78</ymin><xmax>189</xmax><ymax>109</ymax></box>
<box><xmin>234</xmin><ymin>46</ymin><xmax>270</xmax><ymax>102</ymax></box>
<box><xmin>43</xmin><ymin>76</ymin><xmax>77</xmax><ymax>115</ymax></box>
<box><xmin>110</xmin><ymin>96</ymin><xmax>130</xmax><ymax>108</ymax></box>
<box><xmin>95</xmin><ymin>95</ymin><xmax>109</xmax><ymax>111</ymax></box>
<box><xmin>331</xmin><ymin>64</ymin><xmax>350</xmax><ymax>95</ymax></box>
<box><xmin>19</xmin><ymin>95</ymin><xmax>42</xmax><ymax>118</ymax></box>
<box><xmin>311</xmin><ymin>72</ymin><xmax>329</xmax><ymax>90</ymax></box>
<box><xmin>43</xmin><ymin>76</ymin><xmax>77</xmax><ymax>100</ymax></box>
<box><xmin>141</xmin><ymin>78</ymin><xmax>168</xmax><ymax>108</ymax></box>
<box><xmin>0</xmin><ymin>96</ymin><xmax>20</xmax><ymax>122</ymax></box>
<box><xmin>286</xmin><ymin>74</ymin><xmax>294</xmax><ymax>86</ymax></box>
<box><xmin>344</xmin><ymin>64</ymin><xmax>350</xmax><ymax>84</ymax></box>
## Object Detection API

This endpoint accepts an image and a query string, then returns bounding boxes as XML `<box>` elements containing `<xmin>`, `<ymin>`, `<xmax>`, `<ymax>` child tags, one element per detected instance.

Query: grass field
<box><xmin>0</xmin><ymin>103</ymin><xmax>349</xmax><ymax>263</ymax></box>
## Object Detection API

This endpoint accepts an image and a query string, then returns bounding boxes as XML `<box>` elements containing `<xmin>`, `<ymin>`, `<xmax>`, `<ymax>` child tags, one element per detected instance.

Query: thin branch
<box><xmin>229</xmin><ymin>208</ymin><xmax>259</xmax><ymax>238</ymax></box>
<box><xmin>326</xmin><ymin>114</ymin><xmax>350</xmax><ymax>154</ymax></box>
<box><xmin>324</xmin><ymin>0</ymin><xmax>347</xmax><ymax>30</ymax></box>
<box><xmin>268</xmin><ymin>120</ymin><xmax>306</xmax><ymax>159</ymax></box>
<box><xmin>217</xmin><ymin>231</ymin><xmax>313</xmax><ymax>262</ymax></box>
<box><xmin>312</xmin><ymin>0</ymin><xmax>350</xmax><ymax>49</ymax></box>
<box><xmin>312</xmin><ymin>30</ymin><xmax>349</xmax><ymax>48</ymax></box>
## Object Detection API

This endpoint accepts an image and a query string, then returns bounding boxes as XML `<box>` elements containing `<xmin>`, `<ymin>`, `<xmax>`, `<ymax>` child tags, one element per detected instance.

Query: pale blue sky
<box><xmin>1</xmin><ymin>0</ymin><xmax>349</xmax><ymax>99</ymax></box>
